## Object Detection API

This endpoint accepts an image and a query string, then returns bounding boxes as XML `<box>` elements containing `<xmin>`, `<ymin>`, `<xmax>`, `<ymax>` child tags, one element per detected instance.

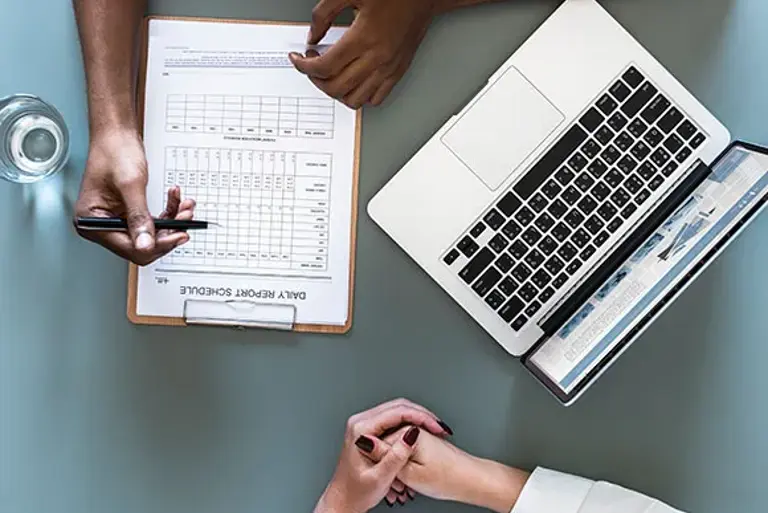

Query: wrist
<box><xmin>457</xmin><ymin>456</ymin><xmax>530</xmax><ymax>513</ymax></box>
<box><xmin>314</xmin><ymin>482</ymin><xmax>361</xmax><ymax>513</ymax></box>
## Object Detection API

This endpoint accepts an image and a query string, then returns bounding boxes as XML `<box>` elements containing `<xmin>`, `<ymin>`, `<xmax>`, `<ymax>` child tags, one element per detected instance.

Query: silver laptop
<box><xmin>368</xmin><ymin>0</ymin><xmax>768</xmax><ymax>404</ymax></box>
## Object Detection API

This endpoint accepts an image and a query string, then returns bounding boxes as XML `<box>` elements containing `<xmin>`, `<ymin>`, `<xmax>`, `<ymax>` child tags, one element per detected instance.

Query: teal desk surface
<box><xmin>1</xmin><ymin>1</ymin><xmax>767</xmax><ymax>512</ymax></box>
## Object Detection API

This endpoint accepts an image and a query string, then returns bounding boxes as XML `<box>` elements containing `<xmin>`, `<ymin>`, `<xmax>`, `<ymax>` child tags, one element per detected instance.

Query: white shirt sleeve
<box><xmin>510</xmin><ymin>468</ymin><xmax>685</xmax><ymax>513</ymax></box>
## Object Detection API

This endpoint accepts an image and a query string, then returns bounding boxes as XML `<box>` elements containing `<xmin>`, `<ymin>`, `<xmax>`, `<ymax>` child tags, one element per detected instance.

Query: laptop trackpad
<box><xmin>442</xmin><ymin>67</ymin><xmax>564</xmax><ymax>190</ymax></box>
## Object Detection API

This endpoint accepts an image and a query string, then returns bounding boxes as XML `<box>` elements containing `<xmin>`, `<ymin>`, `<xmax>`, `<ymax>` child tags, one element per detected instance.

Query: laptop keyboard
<box><xmin>443</xmin><ymin>65</ymin><xmax>707</xmax><ymax>332</ymax></box>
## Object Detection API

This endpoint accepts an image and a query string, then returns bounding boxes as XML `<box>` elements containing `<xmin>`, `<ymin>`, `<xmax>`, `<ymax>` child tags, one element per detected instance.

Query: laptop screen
<box><xmin>524</xmin><ymin>142</ymin><xmax>768</xmax><ymax>402</ymax></box>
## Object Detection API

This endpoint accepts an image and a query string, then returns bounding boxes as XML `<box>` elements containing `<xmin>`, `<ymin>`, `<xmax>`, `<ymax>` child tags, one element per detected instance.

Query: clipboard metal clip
<box><xmin>183</xmin><ymin>299</ymin><xmax>297</xmax><ymax>331</ymax></box>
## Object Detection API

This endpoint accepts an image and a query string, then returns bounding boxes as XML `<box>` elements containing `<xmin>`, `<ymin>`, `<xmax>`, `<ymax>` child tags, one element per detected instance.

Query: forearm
<box><xmin>459</xmin><ymin>456</ymin><xmax>530</xmax><ymax>513</ymax></box>
<box><xmin>73</xmin><ymin>0</ymin><xmax>147</xmax><ymax>137</ymax></box>
<box><xmin>432</xmin><ymin>0</ymin><xmax>506</xmax><ymax>15</ymax></box>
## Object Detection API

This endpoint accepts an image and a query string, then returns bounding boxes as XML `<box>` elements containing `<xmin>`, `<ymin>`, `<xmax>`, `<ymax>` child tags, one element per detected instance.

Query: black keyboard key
<box><xmin>648</xmin><ymin>174</ymin><xmax>665</xmax><ymax>191</ymax></box>
<box><xmin>483</xmin><ymin>209</ymin><xmax>505</xmax><ymax>230</ymax></box>
<box><xmin>662</xmin><ymin>160</ymin><xmax>679</xmax><ymax>177</ymax></box>
<box><xmin>545</xmin><ymin>255</ymin><xmax>565</xmax><ymax>275</ymax></box>
<box><xmin>514</xmin><ymin>125</ymin><xmax>587</xmax><ymax>199</ymax></box>
<box><xmin>472</xmin><ymin>267</ymin><xmax>502</xmax><ymax>297</ymax></box>
<box><xmin>531</xmin><ymin>269</ymin><xmax>552</xmax><ymax>289</ymax></box>
<box><xmin>525</xmin><ymin>249</ymin><xmax>546</xmax><ymax>270</ymax></box>
<box><xmin>499</xmin><ymin>296</ymin><xmax>524</xmax><ymax>322</ymax></box>
<box><xmin>522</xmin><ymin>226</ymin><xmax>543</xmax><ymax>246</ymax></box>
<box><xmin>509</xmin><ymin>240</ymin><xmax>528</xmax><ymax>259</ymax></box>
<box><xmin>542</xmin><ymin>180</ymin><xmax>562</xmax><ymax>199</ymax></box>
<box><xmin>631</xmin><ymin>141</ymin><xmax>651</xmax><ymax>161</ymax></box>
<box><xmin>565</xmin><ymin>210</ymin><xmax>585</xmax><ymax>230</ymax></box>
<box><xmin>622</xmin><ymin>67</ymin><xmax>644</xmax><ymax>89</ymax></box>
<box><xmin>598</xmin><ymin>202</ymin><xmax>618</xmax><ymax>222</ymax></box>
<box><xmin>597</xmin><ymin>94</ymin><xmax>619</xmax><ymax>115</ymax></box>
<box><xmin>525</xmin><ymin>300</ymin><xmax>542</xmax><ymax>317</ymax></box>
<box><xmin>444</xmin><ymin>248</ymin><xmax>460</xmax><ymax>265</ymax></box>
<box><xmin>459</xmin><ymin>247</ymin><xmax>494</xmax><ymax>283</ymax></box>
<box><xmin>502</xmin><ymin>219</ymin><xmax>522</xmax><ymax>239</ymax></box>
<box><xmin>615</xmin><ymin>131</ymin><xmax>634</xmax><ymax>152</ymax></box>
<box><xmin>622</xmin><ymin>81</ymin><xmax>657</xmax><ymax>117</ymax></box>
<box><xmin>585</xmin><ymin>215</ymin><xmax>605</xmax><ymax>235</ymax></box>
<box><xmin>650</xmin><ymin>147</ymin><xmax>671</xmax><ymax>167</ymax></box>
<box><xmin>658</xmin><ymin>107</ymin><xmax>684</xmax><ymax>133</ymax></box>
<box><xmin>617</xmin><ymin>154</ymin><xmax>638</xmax><ymax>174</ymax></box>
<box><xmin>609</xmin><ymin>80</ymin><xmax>631</xmax><ymax>102</ymax></box>
<box><xmin>676</xmin><ymin>146</ymin><xmax>693</xmax><ymax>164</ymax></box>
<box><xmin>561</xmin><ymin>186</ymin><xmax>581</xmax><ymax>205</ymax></box>
<box><xmin>552</xmin><ymin>222</ymin><xmax>572</xmax><ymax>242</ymax></box>
<box><xmin>581</xmin><ymin>139</ymin><xmax>601</xmax><ymax>160</ymax></box>
<box><xmin>580</xmin><ymin>244</ymin><xmax>596</xmax><ymax>261</ymax></box>
<box><xmin>605</xmin><ymin>169</ymin><xmax>624</xmax><ymax>188</ymax></box>
<box><xmin>489</xmin><ymin>233</ymin><xmax>510</xmax><ymax>253</ymax></box>
<box><xmin>610</xmin><ymin>188</ymin><xmax>631</xmax><ymax>208</ymax></box>
<box><xmin>627</xmin><ymin>118</ymin><xmax>648</xmax><ymax>138</ymax></box>
<box><xmin>587</xmin><ymin>158</ymin><xmax>608</xmax><ymax>179</ymax></box>
<box><xmin>635</xmin><ymin>188</ymin><xmax>651</xmax><ymax>205</ymax></box>
<box><xmin>621</xmin><ymin>202</ymin><xmax>638</xmax><ymax>219</ymax></box>
<box><xmin>511</xmin><ymin>315</ymin><xmax>528</xmax><ymax>331</ymax></box>
<box><xmin>557</xmin><ymin>241</ymin><xmax>578</xmax><ymax>262</ymax></box>
<box><xmin>534</xmin><ymin>213</ymin><xmax>555</xmax><ymax>233</ymax></box>
<box><xmin>607</xmin><ymin>111</ymin><xmax>628</xmax><ymax>132</ymax></box>
<box><xmin>575</xmin><ymin>173</ymin><xmax>596</xmax><ymax>192</ymax></box>
<box><xmin>571</xmin><ymin>228</ymin><xmax>591</xmax><ymax>248</ymax></box>
<box><xmin>663</xmin><ymin>134</ymin><xmax>684</xmax><ymax>154</ymax></box>
<box><xmin>677</xmin><ymin>120</ymin><xmax>697</xmax><ymax>140</ymax></box>
<box><xmin>591</xmin><ymin>182</ymin><xmax>611</xmax><ymax>202</ymax></box>
<box><xmin>529</xmin><ymin>193</ymin><xmax>549</xmax><ymax>213</ymax></box>
<box><xmin>552</xmin><ymin>272</ymin><xmax>569</xmax><ymax>290</ymax></box>
<box><xmin>497</xmin><ymin>191</ymin><xmax>522</xmax><ymax>216</ymax></box>
<box><xmin>624</xmin><ymin>174</ymin><xmax>644</xmax><ymax>194</ymax></box>
<box><xmin>595</xmin><ymin>125</ymin><xmax>615</xmax><ymax>146</ymax></box>
<box><xmin>555</xmin><ymin>166</ymin><xmax>576</xmax><ymax>186</ymax></box>
<box><xmin>567</xmin><ymin>152</ymin><xmax>588</xmax><ymax>172</ymax></box>
<box><xmin>690</xmin><ymin>132</ymin><xmax>706</xmax><ymax>149</ymax></box>
<box><xmin>638</xmin><ymin>161</ymin><xmax>656</xmax><ymax>181</ymax></box>
<box><xmin>538</xmin><ymin>235</ymin><xmax>558</xmax><ymax>256</ymax></box>
<box><xmin>470</xmin><ymin>222</ymin><xmax>486</xmax><ymax>238</ymax></box>
<box><xmin>640</xmin><ymin>94</ymin><xmax>671</xmax><ymax>124</ymax></box>
<box><xmin>458</xmin><ymin>235</ymin><xmax>479</xmax><ymax>257</ymax></box>
<box><xmin>539</xmin><ymin>286</ymin><xmax>555</xmax><ymax>304</ymax></box>
<box><xmin>512</xmin><ymin>262</ymin><xmax>533</xmax><ymax>283</ymax></box>
<box><xmin>601</xmin><ymin>145</ymin><xmax>621</xmax><ymax>165</ymax></box>
<box><xmin>499</xmin><ymin>276</ymin><xmax>518</xmax><ymax>296</ymax></box>
<box><xmin>566</xmin><ymin>259</ymin><xmax>583</xmax><ymax>275</ymax></box>
<box><xmin>594</xmin><ymin>230</ymin><xmax>610</xmax><ymax>247</ymax></box>
<box><xmin>485</xmin><ymin>290</ymin><xmax>505</xmax><ymax>311</ymax></box>
<box><xmin>495</xmin><ymin>253</ymin><xmax>514</xmax><ymax>273</ymax></box>
<box><xmin>580</xmin><ymin>107</ymin><xmax>605</xmax><ymax>132</ymax></box>
<box><xmin>515</xmin><ymin>206</ymin><xmax>535</xmax><ymax>226</ymax></box>
<box><xmin>548</xmin><ymin>198</ymin><xmax>569</xmax><ymax>218</ymax></box>
<box><xmin>606</xmin><ymin>217</ymin><xmax>623</xmax><ymax>233</ymax></box>
<box><xmin>577</xmin><ymin>196</ymin><xmax>598</xmax><ymax>215</ymax></box>
<box><xmin>519</xmin><ymin>283</ymin><xmax>538</xmax><ymax>302</ymax></box>
<box><xmin>644</xmin><ymin>127</ymin><xmax>664</xmax><ymax>147</ymax></box>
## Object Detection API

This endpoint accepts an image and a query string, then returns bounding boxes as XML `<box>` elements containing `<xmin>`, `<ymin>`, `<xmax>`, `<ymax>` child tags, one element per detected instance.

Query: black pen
<box><xmin>75</xmin><ymin>217</ymin><xmax>218</xmax><ymax>232</ymax></box>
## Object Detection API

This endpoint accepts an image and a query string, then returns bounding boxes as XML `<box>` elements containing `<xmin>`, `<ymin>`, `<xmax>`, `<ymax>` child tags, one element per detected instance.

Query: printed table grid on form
<box><xmin>163</xmin><ymin>146</ymin><xmax>332</xmax><ymax>273</ymax></box>
<box><xmin>165</xmin><ymin>94</ymin><xmax>336</xmax><ymax>139</ymax></box>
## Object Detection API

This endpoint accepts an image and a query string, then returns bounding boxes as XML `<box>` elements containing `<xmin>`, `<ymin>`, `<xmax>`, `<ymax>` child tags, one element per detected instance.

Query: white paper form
<box><xmin>137</xmin><ymin>19</ymin><xmax>357</xmax><ymax>325</ymax></box>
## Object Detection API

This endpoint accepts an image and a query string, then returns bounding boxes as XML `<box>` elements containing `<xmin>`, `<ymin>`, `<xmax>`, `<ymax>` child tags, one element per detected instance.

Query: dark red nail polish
<box><xmin>355</xmin><ymin>435</ymin><xmax>374</xmax><ymax>453</ymax></box>
<box><xmin>438</xmin><ymin>420</ymin><xmax>454</xmax><ymax>436</ymax></box>
<box><xmin>404</xmin><ymin>426</ymin><xmax>420</xmax><ymax>446</ymax></box>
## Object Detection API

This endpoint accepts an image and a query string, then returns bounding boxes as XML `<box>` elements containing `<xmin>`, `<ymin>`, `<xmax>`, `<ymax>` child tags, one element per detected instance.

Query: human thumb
<box><xmin>121</xmin><ymin>181</ymin><xmax>156</xmax><ymax>253</ymax></box>
<box><xmin>374</xmin><ymin>427</ymin><xmax>419</xmax><ymax>482</ymax></box>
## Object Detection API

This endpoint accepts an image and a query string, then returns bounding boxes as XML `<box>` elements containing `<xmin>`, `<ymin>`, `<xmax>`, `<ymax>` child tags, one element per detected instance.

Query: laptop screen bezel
<box><xmin>522</xmin><ymin>141</ymin><xmax>768</xmax><ymax>404</ymax></box>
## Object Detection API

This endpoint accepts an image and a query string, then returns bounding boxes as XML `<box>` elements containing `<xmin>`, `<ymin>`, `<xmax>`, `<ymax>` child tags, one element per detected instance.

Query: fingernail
<box><xmin>289</xmin><ymin>52</ymin><xmax>301</xmax><ymax>61</ymax></box>
<box><xmin>385</xmin><ymin>499</ymin><xmax>394</xmax><ymax>508</ymax></box>
<box><xmin>404</xmin><ymin>426</ymin><xmax>420</xmax><ymax>447</ymax></box>
<box><xmin>136</xmin><ymin>232</ymin><xmax>153</xmax><ymax>250</ymax></box>
<box><xmin>438</xmin><ymin>420</ymin><xmax>454</xmax><ymax>436</ymax></box>
<box><xmin>407</xmin><ymin>490</ymin><xmax>416</xmax><ymax>500</ymax></box>
<box><xmin>354</xmin><ymin>435</ymin><xmax>374</xmax><ymax>453</ymax></box>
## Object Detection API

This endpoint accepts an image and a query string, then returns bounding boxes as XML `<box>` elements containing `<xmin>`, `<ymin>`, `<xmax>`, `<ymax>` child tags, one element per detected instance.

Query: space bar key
<box><xmin>513</xmin><ymin>125</ymin><xmax>587</xmax><ymax>200</ymax></box>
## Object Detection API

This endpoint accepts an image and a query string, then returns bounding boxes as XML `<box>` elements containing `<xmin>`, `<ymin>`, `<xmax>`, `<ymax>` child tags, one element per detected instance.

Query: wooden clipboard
<box><xmin>127</xmin><ymin>16</ymin><xmax>361</xmax><ymax>334</ymax></box>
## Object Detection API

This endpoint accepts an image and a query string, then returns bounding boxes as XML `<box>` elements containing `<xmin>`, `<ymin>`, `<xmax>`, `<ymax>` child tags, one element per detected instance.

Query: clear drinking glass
<box><xmin>0</xmin><ymin>94</ymin><xmax>70</xmax><ymax>184</ymax></box>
